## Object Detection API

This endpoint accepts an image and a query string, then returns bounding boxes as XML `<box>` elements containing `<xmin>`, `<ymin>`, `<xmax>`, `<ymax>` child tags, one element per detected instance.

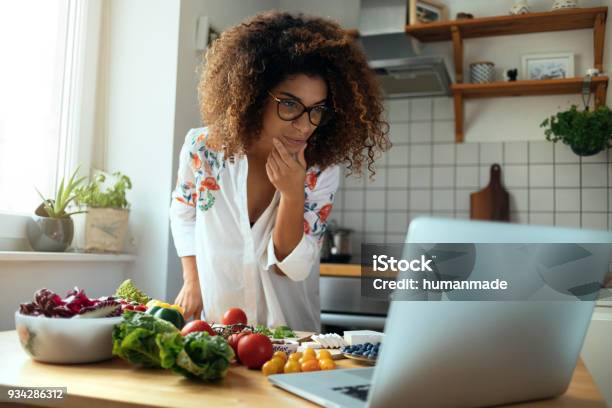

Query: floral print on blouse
<box><xmin>173</xmin><ymin>129</ymin><xmax>336</xmax><ymax>244</ymax></box>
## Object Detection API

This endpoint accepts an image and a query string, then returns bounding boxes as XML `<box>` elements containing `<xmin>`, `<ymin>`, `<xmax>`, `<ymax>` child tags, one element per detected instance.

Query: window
<box><xmin>0</xmin><ymin>0</ymin><xmax>96</xmax><ymax>215</ymax></box>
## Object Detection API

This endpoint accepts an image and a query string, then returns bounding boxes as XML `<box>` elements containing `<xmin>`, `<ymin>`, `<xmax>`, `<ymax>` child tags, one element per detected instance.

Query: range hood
<box><xmin>358</xmin><ymin>33</ymin><xmax>452</xmax><ymax>98</ymax></box>
<box><xmin>357</xmin><ymin>0</ymin><xmax>453</xmax><ymax>98</ymax></box>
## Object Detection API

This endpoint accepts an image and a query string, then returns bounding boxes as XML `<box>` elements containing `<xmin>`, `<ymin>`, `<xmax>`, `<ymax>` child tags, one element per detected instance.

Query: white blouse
<box><xmin>169</xmin><ymin>128</ymin><xmax>340</xmax><ymax>331</ymax></box>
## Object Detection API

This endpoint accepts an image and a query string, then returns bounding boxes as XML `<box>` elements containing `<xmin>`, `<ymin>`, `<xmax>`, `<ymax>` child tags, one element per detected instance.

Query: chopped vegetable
<box><xmin>112</xmin><ymin>310</ymin><xmax>179</xmax><ymax>367</ymax></box>
<box><xmin>114</xmin><ymin>279</ymin><xmax>150</xmax><ymax>305</ymax></box>
<box><xmin>158</xmin><ymin>331</ymin><xmax>234</xmax><ymax>381</ymax></box>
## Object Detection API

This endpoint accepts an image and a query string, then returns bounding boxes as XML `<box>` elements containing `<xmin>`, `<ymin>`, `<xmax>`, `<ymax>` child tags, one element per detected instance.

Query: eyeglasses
<box><xmin>268</xmin><ymin>91</ymin><xmax>333</xmax><ymax>127</ymax></box>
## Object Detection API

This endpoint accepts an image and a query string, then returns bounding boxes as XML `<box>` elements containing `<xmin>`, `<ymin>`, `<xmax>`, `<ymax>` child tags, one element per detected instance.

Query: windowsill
<box><xmin>0</xmin><ymin>251</ymin><xmax>136</xmax><ymax>263</ymax></box>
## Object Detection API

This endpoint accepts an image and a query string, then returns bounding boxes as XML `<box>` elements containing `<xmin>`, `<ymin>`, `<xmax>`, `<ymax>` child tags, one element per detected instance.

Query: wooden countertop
<box><xmin>0</xmin><ymin>331</ymin><xmax>605</xmax><ymax>407</ymax></box>
<box><xmin>320</xmin><ymin>263</ymin><xmax>362</xmax><ymax>277</ymax></box>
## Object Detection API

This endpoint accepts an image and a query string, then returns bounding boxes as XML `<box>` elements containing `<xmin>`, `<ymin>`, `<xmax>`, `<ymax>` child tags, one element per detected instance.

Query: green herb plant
<box><xmin>35</xmin><ymin>167</ymin><xmax>87</xmax><ymax>218</ymax></box>
<box><xmin>540</xmin><ymin>105</ymin><xmax>612</xmax><ymax>156</ymax></box>
<box><xmin>75</xmin><ymin>172</ymin><xmax>132</xmax><ymax>209</ymax></box>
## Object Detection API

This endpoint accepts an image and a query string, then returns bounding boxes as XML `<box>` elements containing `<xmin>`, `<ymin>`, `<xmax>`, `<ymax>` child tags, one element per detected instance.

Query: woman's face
<box><xmin>256</xmin><ymin>73</ymin><xmax>328</xmax><ymax>156</ymax></box>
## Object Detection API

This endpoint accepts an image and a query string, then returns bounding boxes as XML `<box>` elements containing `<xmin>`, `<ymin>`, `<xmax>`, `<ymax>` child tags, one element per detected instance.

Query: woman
<box><xmin>170</xmin><ymin>11</ymin><xmax>389</xmax><ymax>331</ymax></box>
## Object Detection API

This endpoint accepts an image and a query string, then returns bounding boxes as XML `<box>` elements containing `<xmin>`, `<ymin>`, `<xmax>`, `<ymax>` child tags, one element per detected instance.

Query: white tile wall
<box><xmin>331</xmin><ymin>97</ymin><xmax>612</xmax><ymax>261</ymax></box>
<box><xmin>410</xmin><ymin>122</ymin><xmax>432</xmax><ymax>144</ymax></box>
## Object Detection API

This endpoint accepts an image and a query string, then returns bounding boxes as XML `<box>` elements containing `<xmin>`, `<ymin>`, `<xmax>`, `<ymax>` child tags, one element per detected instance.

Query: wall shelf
<box><xmin>452</xmin><ymin>76</ymin><xmax>609</xmax><ymax>98</ymax></box>
<box><xmin>405</xmin><ymin>7</ymin><xmax>608</xmax><ymax>143</ymax></box>
<box><xmin>405</xmin><ymin>7</ymin><xmax>607</xmax><ymax>42</ymax></box>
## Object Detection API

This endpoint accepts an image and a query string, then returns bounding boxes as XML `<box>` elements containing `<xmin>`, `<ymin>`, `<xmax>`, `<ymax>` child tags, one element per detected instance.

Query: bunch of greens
<box><xmin>252</xmin><ymin>324</ymin><xmax>295</xmax><ymax>338</ymax></box>
<box><xmin>75</xmin><ymin>171</ymin><xmax>132</xmax><ymax>209</ymax></box>
<box><xmin>159</xmin><ymin>331</ymin><xmax>234</xmax><ymax>381</ymax></box>
<box><xmin>112</xmin><ymin>311</ymin><xmax>179</xmax><ymax>367</ymax></box>
<box><xmin>115</xmin><ymin>279</ymin><xmax>150</xmax><ymax>304</ymax></box>
<box><xmin>541</xmin><ymin>105</ymin><xmax>612</xmax><ymax>156</ymax></box>
<box><xmin>272</xmin><ymin>326</ymin><xmax>296</xmax><ymax>339</ymax></box>
<box><xmin>113</xmin><ymin>312</ymin><xmax>234</xmax><ymax>381</ymax></box>
<box><xmin>253</xmin><ymin>324</ymin><xmax>272</xmax><ymax>336</ymax></box>
<box><xmin>35</xmin><ymin>167</ymin><xmax>87</xmax><ymax>218</ymax></box>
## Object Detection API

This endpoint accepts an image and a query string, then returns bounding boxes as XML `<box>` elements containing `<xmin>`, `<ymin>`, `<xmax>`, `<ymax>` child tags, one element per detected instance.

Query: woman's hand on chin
<box><xmin>265</xmin><ymin>137</ymin><xmax>307</xmax><ymax>202</ymax></box>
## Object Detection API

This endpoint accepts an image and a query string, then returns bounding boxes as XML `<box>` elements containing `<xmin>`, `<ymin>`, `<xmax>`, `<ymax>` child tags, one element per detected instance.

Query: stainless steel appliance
<box><xmin>320</xmin><ymin>275</ymin><xmax>388</xmax><ymax>331</ymax></box>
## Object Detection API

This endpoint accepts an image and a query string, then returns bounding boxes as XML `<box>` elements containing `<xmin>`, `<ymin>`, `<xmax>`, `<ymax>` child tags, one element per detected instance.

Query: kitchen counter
<box><xmin>320</xmin><ymin>262</ymin><xmax>361</xmax><ymax>277</ymax></box>
<box><xmin>0</xmin><ymin>330</ymin><xmax>605</xmax><ymax>407</ymax></box>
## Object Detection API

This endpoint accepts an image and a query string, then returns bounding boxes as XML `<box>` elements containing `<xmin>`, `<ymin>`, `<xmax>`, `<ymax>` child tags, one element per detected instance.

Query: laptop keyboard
<box><xmin>331</xmin><ymin>384</ymin><xmax>371</xmax><ymax>402</ymax></box>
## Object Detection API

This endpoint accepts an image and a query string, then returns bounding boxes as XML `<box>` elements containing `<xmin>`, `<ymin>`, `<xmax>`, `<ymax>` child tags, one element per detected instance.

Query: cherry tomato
<box><xmin>221</xmin><ymin>308</ymin><xmax>248</xmax><ymax>326</ymax></box>
<box><xmin>237</xmin><ymin>333</ymin><xmax>273</xmax><ymax>369</ymax></box>
<box><xmin>284</xmin><ymin>360</ymin><xmax>301</xmax><ymax>373</ymax></box>
<box><xmin>319</xmin><ymin>358</ymin><xmax>336</xmax><ymax>370</ymax></box>
<box><xmin>301</xmin><ymin>359</ymin><xmax>321</xmax><ymax>372</ymax></box>
<box><xmin>299</xmin><ymin>354</ymin><xmax>315</xmax><ymax>365</ymax></box>
<box><xmin>273</xmin><ymin>351</ymin><xmax>288</xmax><ymax>363</ymax></box>
<box><xmin>317</xmin><ymin>350</ymin><xmax>332</xmax><ymax>360</ymax></box>
<box><xmin>261</xmin><ymin>359</ymin><xmax>282</xmax><ymax>376</ymax></box>
<box><xmin>288</xmin><ymin>352</ymin><xmax>302</xmax><ymax>362</ymax></box>
<box><xmin>227</xmin><ymin>331</ymin><xmax>251</xmax><ymax>361</ymax></box>
<box><xmin>303</xmin><ymin>348</ymin><xmax>316</xmax><ymax>359</ymax></box>
<box><xmin>180</xmin><ymin>320</ymin><xmax>215</xmax><ymax>336</ymax></box>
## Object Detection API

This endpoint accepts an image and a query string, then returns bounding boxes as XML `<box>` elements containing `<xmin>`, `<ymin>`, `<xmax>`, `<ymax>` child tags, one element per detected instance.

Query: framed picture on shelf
<box><xmin>521</xmin><ymin>53</ymin><xmax>575</xmax><ymax>80</ymax></box>
<box><xmin>406</xmin><ymin>0</ymin><xmax>448</xmax><ymax>25</ymax></box>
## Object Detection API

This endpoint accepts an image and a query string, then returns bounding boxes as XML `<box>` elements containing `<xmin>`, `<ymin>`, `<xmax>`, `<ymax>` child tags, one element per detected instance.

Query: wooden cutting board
<box><xmin>470</xmin><ymin>164</ymin><xmax>510</xmax><ymax>221</ymax></box>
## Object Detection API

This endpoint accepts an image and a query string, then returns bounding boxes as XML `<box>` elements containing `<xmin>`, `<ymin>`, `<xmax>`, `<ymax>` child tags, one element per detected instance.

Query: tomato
<box><xmin>269</xmin><ymin>356</ymin><xmax>285</xmax><ymax>368</ymax></box>
<box><xmin>301</xmin><ymin>359</ymin><xmax>320</xmax><ymax>372</ymax></box>
<box><xmin>273</xmin><ymin>351</ymin><xmax>287</xmax><ymax>363</ymax></box>
<box><xmin>221</xmin><ymin>308</ymin><xmax>247</xmax><ymax>326</ymax></box>
<box><xmin>237</xmin><ymin>333</ymin><xmax>273</xmax><ymax>369</ymax></box>
<box><xmin>134</xmin><ymin>304</ymin><xmax>147</xmax><ymax>312</ymax></box>
<box><xmin>299</xmin><ymin>354</ymin><xmax>315</xmax><ymax>365</ymax></box>
<box><xmin>317</xmin><ymin>350</ymin><xmax>332</xmax><ymax>360</ymax></box>
<box><xmin>303</xmin><ymin>347</ymin><xmax>316</xmax><ymax>359</ymax></box>
<box><xmin>319</xmin><ymin>358</ymin><xmax>336</xmax><ymax>370</ymax></box>
<box><xmin>261</xmin><ymin>360</ymin><xmax>282</xmax><ymax>376</ymax></box>
<box><xmin>288</xmin><ymin>352</ymin><xmax>302</xmax><ymax>362</ymax></box>
<box><xmin>227</xmin><ymin>331</ymin><xmax>251</xmax><ymax>360</ymax></box>
<box><xmin>180</xmin><ymin>320</ymin><xmax>215</xmax><ymax>336</ymax></box>
<box><xmin>284</xmin><ymin>360</ymin><xmax>301</xmax><ymax>373</ymax></box>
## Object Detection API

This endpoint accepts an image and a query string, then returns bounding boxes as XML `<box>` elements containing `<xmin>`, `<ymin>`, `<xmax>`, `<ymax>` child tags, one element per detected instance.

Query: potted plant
<box><xmin>540</xmin><ymin>104</ymin><xmax>612</xmax><ymax>156</ymax></box>
<box><xmin>74</xmin><ymin>171</ymin><xmax>132</xmax><ymax>253</ymax></box>
<box><xmin>26</xmin><ymin>168</ymin><xmax>87</xmax><ymax>252</ymax></box>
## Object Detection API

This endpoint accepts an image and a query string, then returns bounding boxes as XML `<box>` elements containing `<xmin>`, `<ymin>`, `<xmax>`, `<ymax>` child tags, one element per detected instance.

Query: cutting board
<box><xmin>470</xmin><ymin>164</ymin><xmax>510</xmax><ymax>221</ymax></box>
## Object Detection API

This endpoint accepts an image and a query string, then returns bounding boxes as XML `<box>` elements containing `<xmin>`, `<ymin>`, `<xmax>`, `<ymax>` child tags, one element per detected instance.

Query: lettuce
<box><xmin>112</xmin><ymin>311</ymin><xmax>179</xmax><ymax>367</ymax></box>
<box><xmin>159</xmin><ymin>332</ymin><xmax>234</xmax><ymax>381</ymax></box>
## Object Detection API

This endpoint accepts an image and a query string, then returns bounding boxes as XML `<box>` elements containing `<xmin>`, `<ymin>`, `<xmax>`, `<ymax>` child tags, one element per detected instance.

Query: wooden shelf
<box><xmin>452</xmin><ymin>77</ymin><xmax>609</xmax><ymax>98</ymax></box>
<box><xmin>405</xmin><ymin>7</ymin><xmax>608</xmax><ymax>143</ymax></box>
<box><xmin>405</xmin><ymin>7</ymin><xmax>607</xmax><ymax>42</ymax></box>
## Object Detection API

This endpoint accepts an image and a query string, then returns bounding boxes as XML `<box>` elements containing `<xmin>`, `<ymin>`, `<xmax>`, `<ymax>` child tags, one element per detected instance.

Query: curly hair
<box><xmin>198</xmin><ymin>11</ymin><xmax>390</xmax><ymax>176</ymax></box>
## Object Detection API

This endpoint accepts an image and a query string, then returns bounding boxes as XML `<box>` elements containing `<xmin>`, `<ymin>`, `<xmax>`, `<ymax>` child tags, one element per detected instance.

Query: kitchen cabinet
<box><xmin>405</xmin><ymin>7</ymin><xmax>609</xmax><ymax>143</ymax></box>
<box><xmin>0</xmin><ymin>330</ymin><xmax>605</xmax><ymax>407</ymax></box>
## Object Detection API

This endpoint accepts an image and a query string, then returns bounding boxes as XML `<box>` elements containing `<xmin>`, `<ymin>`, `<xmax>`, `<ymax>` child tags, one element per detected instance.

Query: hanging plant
<box><xmin>540</xmin><ymin>105</ymin><xmax>612</xmax><ymax>156</ymax></box>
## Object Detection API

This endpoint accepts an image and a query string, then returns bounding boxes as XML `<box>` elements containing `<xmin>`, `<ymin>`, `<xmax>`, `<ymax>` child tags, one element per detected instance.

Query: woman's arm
<box><xmin>266</xmin><ymin>138</ymin><xmax>307</xmax><ymax>261</ymax></box>
<box><xmin>174</xmin><ymin>256</ymin><xmax>203</xmax><ymax>320</ymax></box>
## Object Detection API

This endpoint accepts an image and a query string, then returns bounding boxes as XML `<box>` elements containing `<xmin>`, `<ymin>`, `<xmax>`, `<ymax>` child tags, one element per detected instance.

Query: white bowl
<box><xmin>14</xmin><ymin>311</ymin><xmax>122</xmax><ymax>364</ymax></box>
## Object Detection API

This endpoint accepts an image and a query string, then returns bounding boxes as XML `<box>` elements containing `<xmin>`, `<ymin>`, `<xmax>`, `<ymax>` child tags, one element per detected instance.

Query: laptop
<box><xmin>269</xmin><ymin>217</ymin><xmax>612</xmax><ymax>407</ymax></box>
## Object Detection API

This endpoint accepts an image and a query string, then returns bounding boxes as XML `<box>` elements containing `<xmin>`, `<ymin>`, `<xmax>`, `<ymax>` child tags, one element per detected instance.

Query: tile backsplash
<box><xmin>330</xmin><ymin>97</ymin><xmax>612</xmax><ymax>260</ymax></box>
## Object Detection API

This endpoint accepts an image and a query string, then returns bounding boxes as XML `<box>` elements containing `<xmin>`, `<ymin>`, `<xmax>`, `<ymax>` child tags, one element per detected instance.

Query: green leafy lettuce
<box><xmin>112</xmin><ymin>311</ymin><xmax>178</xmax><ymax>367</ymax></box>
<box><xmin>159</xmin><ymin>331</ymin><xmax>234</xmax><ymax>381</ymax></box>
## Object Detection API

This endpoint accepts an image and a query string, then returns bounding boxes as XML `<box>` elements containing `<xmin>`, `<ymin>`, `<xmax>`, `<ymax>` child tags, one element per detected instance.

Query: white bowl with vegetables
<box><xmin>15</xmin><ymin>287</ymin><xmax>124</xmax><ymax>364</ymax></box>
